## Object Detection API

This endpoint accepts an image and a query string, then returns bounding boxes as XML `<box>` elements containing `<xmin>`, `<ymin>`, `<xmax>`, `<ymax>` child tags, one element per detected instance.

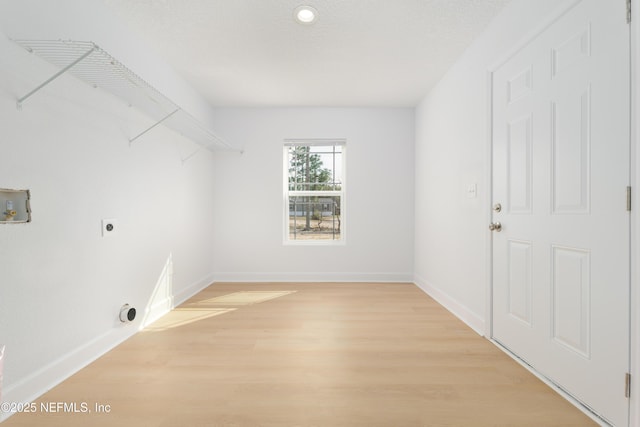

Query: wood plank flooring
<box><xmin>3</xmin><ymin>282</ymin><xmax>596</xmax><ymax>426</ymax></box>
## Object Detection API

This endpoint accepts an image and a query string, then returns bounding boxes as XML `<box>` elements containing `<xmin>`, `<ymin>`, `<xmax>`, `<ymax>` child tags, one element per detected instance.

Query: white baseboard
<box><xmin>142</xmin><ymin>295</ymin><xmax>175</xmax><ymax>328</ymax></box>
<box><xmin>173</xmin><ymin>272</ymin><xmax>215</xmax><ymax>306</ymax></box>
<box><xmin>413</xmin><ymin>274</ymin><xmax>485</xmax><ymax>336</ymax></box>
<box><xmin>0</xmin><ymin>272</ymin><xmax>216</xmax><ymax>423</ymax></box>
<box><xmin>212</xmin><ymin>272</ymin><xmax>413</xmax><ymax>283</ymax></box>
<box><xmin>0</xmin><ymin>327</ymin><xmax>134</xmax><ymax>423</ymax></box>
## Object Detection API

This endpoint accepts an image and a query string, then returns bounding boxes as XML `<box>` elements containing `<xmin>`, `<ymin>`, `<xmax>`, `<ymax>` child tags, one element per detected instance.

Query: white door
<box><xmin>491</xmin><ymin>0</ymin><xmax>630</xmax><ymax>425</ymax></box>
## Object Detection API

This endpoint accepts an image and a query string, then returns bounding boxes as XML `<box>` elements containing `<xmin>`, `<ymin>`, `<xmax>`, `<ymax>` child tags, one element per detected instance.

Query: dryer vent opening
<box><xmin>119</xmin><ymin>304</ymin><xmax>136</xmax><ymax>323</ymax></box>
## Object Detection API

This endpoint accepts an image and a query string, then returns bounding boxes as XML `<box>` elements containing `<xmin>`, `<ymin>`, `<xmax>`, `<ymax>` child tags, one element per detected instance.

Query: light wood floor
<box><xmin>4</xmin><ymin>282</ymin><xmax>596</xmax><ymax>427</ymax></box>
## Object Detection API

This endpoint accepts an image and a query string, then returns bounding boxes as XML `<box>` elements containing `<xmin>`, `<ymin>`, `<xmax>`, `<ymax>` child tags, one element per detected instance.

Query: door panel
<box><xmin>551</xmin><ymin>245</ymin><xmax>591</xmax><ymax>358</ymax></box>
<box><xmin>507</xmin><ymin>239</ymin><xmax>532</xmax><ymax>326</ymax></box>
<box><xmin>507</xmin><ymin>115</ymin><xmax>533</xmax><ymax>213</ymax></box>
<box><xmin>550</xmin><ymin>90</ymin><xmax>590</xmax><ymax>214</ymax></box>
<box><xmin>491</xmin><ymin>0</ymin><xmax>630</xmax><ymax>425</ymax></box>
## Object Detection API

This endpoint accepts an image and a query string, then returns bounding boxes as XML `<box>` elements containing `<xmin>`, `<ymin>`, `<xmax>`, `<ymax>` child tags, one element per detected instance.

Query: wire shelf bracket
<box><xmin>16</xmin><ymin>45</ymin><xmax>97</xmax><ymax>110</ymax></box>
<box><xmin>12</xmin><ymin>39</ymin><xmax>241</xmax><ymax>154</ymax></box>
<box><xmin>129</xmin><ymin>108</ymin><xmax>180</xmax><ymax>146</ymax></box>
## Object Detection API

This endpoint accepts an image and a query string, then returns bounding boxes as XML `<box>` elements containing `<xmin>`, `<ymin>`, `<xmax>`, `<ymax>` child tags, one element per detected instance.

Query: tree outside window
<box><xmin>284</xmin><ymin>141</ymin><xmax>345</xmax><ymax>243</ymax></box>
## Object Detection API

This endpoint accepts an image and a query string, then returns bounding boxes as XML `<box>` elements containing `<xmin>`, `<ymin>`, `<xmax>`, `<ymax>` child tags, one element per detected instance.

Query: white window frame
<box><xmin>283</xmin><ymin>139</ymin><xmax>346</xmax><ymax>245</ymax></box>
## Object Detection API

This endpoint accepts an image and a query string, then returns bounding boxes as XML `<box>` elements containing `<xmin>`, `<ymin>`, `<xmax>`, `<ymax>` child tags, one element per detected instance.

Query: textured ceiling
<box><xmin>103</xmin><ymin>0</ymin><xmax>512</xmax><ymax>107</ymax></box>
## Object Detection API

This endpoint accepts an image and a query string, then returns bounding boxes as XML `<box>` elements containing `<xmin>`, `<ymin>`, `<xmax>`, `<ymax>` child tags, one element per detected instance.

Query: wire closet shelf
<box><xmin>13</xmin><ymin>39</ymin><xmax>238</xmax><ymax>157</ymax></box>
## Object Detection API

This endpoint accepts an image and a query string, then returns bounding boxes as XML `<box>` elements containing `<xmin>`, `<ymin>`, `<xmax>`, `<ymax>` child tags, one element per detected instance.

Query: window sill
<box><xmin>283</xmin><ymin>239</ymin><xmax>346</xmax><ymax>246</ymax></box>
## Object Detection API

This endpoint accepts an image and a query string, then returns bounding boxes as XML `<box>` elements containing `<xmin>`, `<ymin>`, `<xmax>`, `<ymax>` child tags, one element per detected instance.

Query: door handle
<box><xmin>489</xmin><ymin>222</ymin><xmax>502</xmax><ymax>232</ymax></box>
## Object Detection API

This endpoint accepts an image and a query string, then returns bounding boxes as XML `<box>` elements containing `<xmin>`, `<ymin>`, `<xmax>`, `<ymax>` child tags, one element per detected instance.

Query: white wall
<box><xmin>0</xmin><ymin>31</ymin><xmax>216</xmax><ymax>415</ymax></box>
<box><xmin>413</xmin><ymin>0</ymin><xmax>590</xmax><ymax>334</ymax></box>
<box><xmin>208</xmin><ymin>108</ymin><xmax>415</xmax><ymax>282</ymax></box>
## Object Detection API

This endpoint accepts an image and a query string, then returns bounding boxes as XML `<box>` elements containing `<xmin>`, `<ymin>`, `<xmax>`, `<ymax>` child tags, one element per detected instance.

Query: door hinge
<box><xmin>627</xmin><ymin>186</ymin><xmax>632</xmax><ymax>211</ymax></box>
<box><xmin>626</xmin><ymin>373</ymin><xmax>631</xmax><ymax>398</ymax></box>
<box><xmin>628</xmin><ymin>0</ymin><xmax>632</xmax><ymax>24</ymax></box>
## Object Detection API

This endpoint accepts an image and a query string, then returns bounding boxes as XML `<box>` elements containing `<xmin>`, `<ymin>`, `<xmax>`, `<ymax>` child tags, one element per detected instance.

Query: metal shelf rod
<box><xmin>129</xmin><ymin>108</ymin><xmax>180</xmax><ymax>145</ymax></box>
<box><xmin>181</xmin><ymin>145</ymin><xmax>205</xmax><ymax>164</ymax></box>
<box><xmin>16</xmin><ymin>45</ymin><xmax>96</xmax><ymax>110</ymax></box>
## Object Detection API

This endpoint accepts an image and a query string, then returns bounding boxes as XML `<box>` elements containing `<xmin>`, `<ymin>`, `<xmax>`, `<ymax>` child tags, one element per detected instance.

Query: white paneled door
<box><xmin>491</xmin><ymin>0</ymin><xmax>630</xmax><ymax>425</ymax></box>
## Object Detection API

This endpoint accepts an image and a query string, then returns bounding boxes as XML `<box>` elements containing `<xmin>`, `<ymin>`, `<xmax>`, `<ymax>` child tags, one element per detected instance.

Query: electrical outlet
<box><xmin>101</xmin><ymin>219</ymin><xmax>118</xmax><ymax>237</ymax></box>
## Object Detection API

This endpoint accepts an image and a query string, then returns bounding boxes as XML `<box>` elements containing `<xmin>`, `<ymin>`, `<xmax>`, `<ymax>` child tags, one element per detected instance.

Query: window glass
<box><xmin>284</xmin><ymin>141</ymin><xmax>345</xmax><ymax>243</ymax></box>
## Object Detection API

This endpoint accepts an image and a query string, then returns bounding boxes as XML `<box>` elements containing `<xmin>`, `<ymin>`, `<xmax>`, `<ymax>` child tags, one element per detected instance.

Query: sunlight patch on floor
<box><xmin>144</xmin><ymin>290</ymin><xmax>297</xmax><ymax>331</ymax></box>
<box><xmin>194</xmin><ymin>291</ymin><xmax>297</xmax><ymax>306</ymax></box>
<box><xmin>144</xmin><ymin>308</ymin><xmax>236</xmax><ymax>331</ymax></box>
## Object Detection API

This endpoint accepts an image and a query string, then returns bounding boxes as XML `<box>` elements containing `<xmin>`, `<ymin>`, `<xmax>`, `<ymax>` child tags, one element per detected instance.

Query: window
<box><xmin>284</xmin><ymin>139</ymin><xmax>345</xmax><ymax>243</ymax></box>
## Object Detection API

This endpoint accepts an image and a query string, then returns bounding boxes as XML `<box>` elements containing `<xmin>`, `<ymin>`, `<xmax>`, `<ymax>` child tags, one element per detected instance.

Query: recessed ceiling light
<box><xmin>294</xmin><ymin>5</ymin><xmax>318</xmax><ymax>24</ymax></box>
